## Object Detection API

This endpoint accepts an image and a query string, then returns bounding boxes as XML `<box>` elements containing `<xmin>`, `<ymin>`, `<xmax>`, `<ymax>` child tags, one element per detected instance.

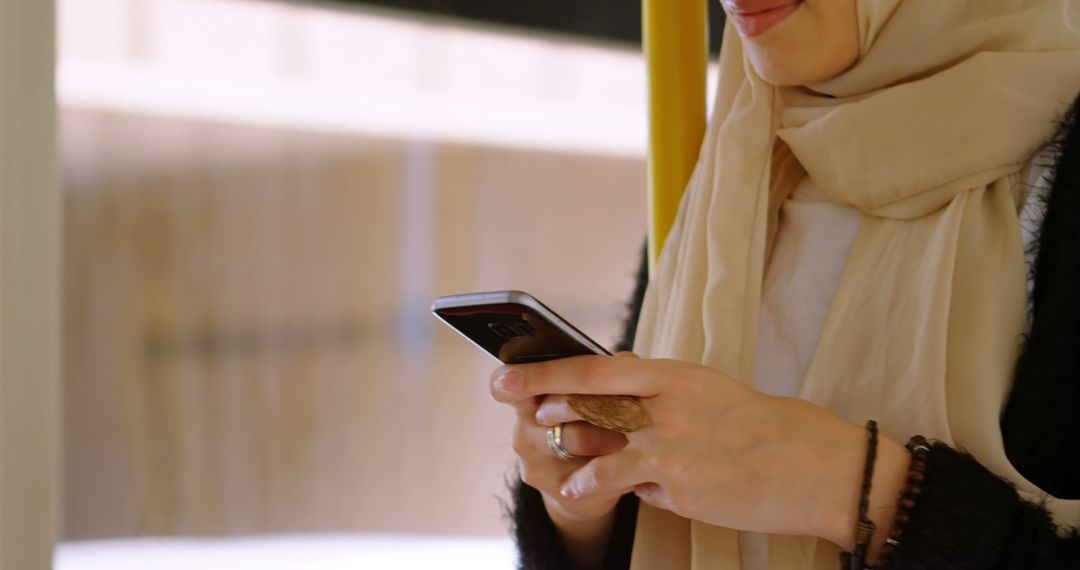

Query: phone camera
<box><xmin>487</xmin><ymin>321</ymin><xmax>536</xmax><ymax>339</ymax></box>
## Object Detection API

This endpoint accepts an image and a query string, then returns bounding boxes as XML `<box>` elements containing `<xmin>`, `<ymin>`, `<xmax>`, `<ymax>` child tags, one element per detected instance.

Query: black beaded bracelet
<box><xmin>874</xmin><ymin>435</ymin><xmax>930</xmax><ymax>568</ymax></box>
<box><xmin>840</xmin><ymin>420</ymin><xmax>879</xmax><ymax>570</ymax></box>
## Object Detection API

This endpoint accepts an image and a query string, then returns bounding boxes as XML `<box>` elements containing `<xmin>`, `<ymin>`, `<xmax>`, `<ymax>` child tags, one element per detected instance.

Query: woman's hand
<box><xmin>490</xmin><ymin>354</ymin><xmax>909</xmax><ymax>554</ymax></box>
<box><xmin>506</xmin><ymin>397</ymin><xmax>629</xmax><ymax>521</ymax></box>
<box><xmin>490</xmin><ymin>369</ymin><xmax>636</xmax><ymax>567</ymax></box>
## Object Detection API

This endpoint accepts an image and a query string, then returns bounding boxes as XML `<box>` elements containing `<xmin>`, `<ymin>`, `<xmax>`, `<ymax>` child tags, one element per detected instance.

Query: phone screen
<box><xmin>434</xmin><ymin>301</ymin><xmax>606</xmax><ymax>364</ymax></box>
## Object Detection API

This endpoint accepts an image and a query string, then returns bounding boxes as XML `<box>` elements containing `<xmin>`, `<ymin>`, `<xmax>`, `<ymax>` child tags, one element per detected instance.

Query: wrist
<box><xmin>823</xmin><ymin>432</ymin><xmax>909</xmax><ymax>561</ymax></box>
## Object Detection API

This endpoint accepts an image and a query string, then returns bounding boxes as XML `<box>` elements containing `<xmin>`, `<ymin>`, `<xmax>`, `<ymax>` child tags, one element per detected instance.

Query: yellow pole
<box><xmin>643</xmin><ymin>0</ymin><xmax>708</xmax><ymax>273</ymax></box>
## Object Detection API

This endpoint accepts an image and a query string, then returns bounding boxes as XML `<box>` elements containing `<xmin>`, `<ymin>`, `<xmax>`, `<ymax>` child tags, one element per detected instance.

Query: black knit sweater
<box><xmin>508</xmin><ymin>94</ymin><xmax>1080</xmax><ymax>569</ymax></box>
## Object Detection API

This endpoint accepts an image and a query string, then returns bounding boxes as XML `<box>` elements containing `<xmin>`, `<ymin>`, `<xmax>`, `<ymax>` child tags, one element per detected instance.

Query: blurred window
<box><xmin>58</xmin><ymin>0</ymin><xmax>655</xmax><ymax>566</ymax></box>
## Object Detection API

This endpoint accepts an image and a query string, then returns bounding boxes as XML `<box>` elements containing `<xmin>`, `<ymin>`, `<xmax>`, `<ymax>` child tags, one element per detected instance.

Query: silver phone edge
<box><xmin>430</xmin><ymin>290</ymin><xmax>610</xmax><ymax>357</ymax></box>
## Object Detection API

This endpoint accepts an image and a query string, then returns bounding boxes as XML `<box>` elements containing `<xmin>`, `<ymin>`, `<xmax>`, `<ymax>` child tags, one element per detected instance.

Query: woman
<box><xmin>493</xmin><ymin>1</ymin><xmax>1080</xmax><ymax>569</ymax></box>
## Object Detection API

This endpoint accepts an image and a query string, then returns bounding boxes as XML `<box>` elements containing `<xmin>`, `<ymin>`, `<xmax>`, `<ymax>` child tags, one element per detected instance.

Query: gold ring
<box><xmin>567</xmin><ymin>394</ymin><xmax>651</xmax><ymax>433</ymax></box>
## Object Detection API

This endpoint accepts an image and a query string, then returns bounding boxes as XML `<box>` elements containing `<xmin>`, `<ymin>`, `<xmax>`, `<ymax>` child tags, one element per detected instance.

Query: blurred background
<box><xmin>55</xmin><ymin>0</ymin><xmax>722</xmax><ymax>567</ymax></box>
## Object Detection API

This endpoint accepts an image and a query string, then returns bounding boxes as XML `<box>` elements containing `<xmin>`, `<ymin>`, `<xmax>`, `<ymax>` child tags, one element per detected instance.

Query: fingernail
<box><xmin>560</xmin><ymin>483</ymin><xmax>578</xmax><ymax>498</ymax></box>
<box><xmin>494</xmin><ymin>369</ymin><xmax>523</xmax><ymax>392</ymax></box>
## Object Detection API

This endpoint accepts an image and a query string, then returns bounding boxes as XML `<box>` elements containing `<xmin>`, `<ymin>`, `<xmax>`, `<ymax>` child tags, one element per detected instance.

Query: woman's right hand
<box><xmin>501</xmin><ymin>387</ymin><xmax>631</xmax><ymax>567</ymax></box>
<box><xmin>522</xmin><ymin>398</ymin><xmax>630</xmax><ymax>521</ymax></box>
<box><xmin>493</xmin><ymin>369</ymin><xmax>632</xmax><ymax>568</ymax></box>
<box><xmin>493</xmin><ymin>370</ymin><xmax>630</xmax><ymax>522</ymax></box>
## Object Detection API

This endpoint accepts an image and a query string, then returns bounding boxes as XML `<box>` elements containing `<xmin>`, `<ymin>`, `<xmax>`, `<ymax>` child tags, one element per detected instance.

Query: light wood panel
<box><xmin>62</xmin><ymin>109</ymin><xmax>645</xmax><ymax>539</ymax></box>
<box><xmin>0</xmin><ymin>0</ymin><xmax>61</xmax><ymax>567</ymax></box>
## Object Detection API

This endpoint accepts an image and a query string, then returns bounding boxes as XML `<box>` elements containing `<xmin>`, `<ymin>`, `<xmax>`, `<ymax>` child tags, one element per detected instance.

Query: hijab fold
<box><xmin>631</xmin><ymin>2</ymin><xmax>1080</xmax><ymax>568</ymax></box>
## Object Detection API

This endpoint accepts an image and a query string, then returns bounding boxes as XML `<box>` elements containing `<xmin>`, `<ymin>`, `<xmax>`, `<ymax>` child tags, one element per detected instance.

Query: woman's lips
<box><xmin>727</xmin><ymin>1</ymin><xmax>803</xmax><ymax>38</ymax></box>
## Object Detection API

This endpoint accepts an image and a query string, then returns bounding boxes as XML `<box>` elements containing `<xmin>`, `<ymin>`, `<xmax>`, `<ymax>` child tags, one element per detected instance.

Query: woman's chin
<box><xmin>737</xmin><ymin>1</ymin><xmax>860</xmax><ymax>87</ymax></box>
<box><xmin>743</xmin><ymin>38</ymin><xmax>860</xmax><ymax>87</ymax></box>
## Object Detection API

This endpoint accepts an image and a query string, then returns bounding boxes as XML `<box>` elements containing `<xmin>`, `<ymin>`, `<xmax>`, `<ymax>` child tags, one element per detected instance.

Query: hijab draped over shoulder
<box><xmin>632</xmin><ymin>1</ymin><xmax>1080</xmax><ymax>568</ymax></box>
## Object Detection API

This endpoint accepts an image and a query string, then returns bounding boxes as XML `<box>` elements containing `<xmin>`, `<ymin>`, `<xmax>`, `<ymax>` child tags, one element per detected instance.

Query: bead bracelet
<box><xmin>840</xmin><ymin>426</ymin><xmax>931</xmax><ymax>570</ymax></box>
<box><xmin>874</xmin><ymin>435</ymin><xmax>931</xmax><ymax>568</ymax></box>
<box><xmin>841</xmin><ymin>420</ymin><xmax>879</xmax><ymax>570</ymax></box>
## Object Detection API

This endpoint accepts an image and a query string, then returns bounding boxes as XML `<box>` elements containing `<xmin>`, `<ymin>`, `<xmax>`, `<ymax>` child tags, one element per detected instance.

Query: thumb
<box><xmin>633</xmin><ymin>482</ymin><xmax>676</xmax><ymax>512</ymax></box>
<box><xmin>561</xmin><ymin>449</ymin><xmax>643</xmax><ymax>499</ymax></box>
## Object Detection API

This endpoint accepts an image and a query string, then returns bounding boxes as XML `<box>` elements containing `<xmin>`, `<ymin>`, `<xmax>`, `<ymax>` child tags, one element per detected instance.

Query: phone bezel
<box><xmin>431</xmin><ymin>290</ymin><xmax>611</xmax><ymax>361</ymax></box>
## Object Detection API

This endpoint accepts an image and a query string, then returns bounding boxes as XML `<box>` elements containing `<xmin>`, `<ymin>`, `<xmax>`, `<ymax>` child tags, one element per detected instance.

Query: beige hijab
<box><xmin>631</xmin><ymin>1</ymin><xmax>1080</xmax><ymax>568</ymax></box>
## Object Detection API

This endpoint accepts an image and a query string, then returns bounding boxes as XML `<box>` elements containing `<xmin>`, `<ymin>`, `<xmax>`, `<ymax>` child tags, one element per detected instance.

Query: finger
<box><xmin>490</xmin><ymin>367</ymin><xmax>544</xmax><ymax>406</ymax></box>
<box><xmin>491</xmin><ymin>355</ymin><xmax>663</xmax><ymax>402</ymax></box>
<box><xmin>496</xmin><ymin>394</ymin><xmax>544</xmax><ymax>416</ymax></box>
<box><xmin>557</xmin><ymin>421</ymin><xmax>628</xmax><ymax>457</ymax></box>
<box><xmin>542</xmin><ymin>485</ymin><xmax>634</xmax><ymax>521</ymax></box>
<box><xmin>535</xmin><ymin>395</ymin><xmax>585</xmax><ymax>426</ymax></box>
<box><xmin>513</xmin><ymin>411</ymin><xmax>588</xmax><ymax>470</ymax></box>
<box><xmin>560</xmin><ymin>449</ymin><xmax>648</xmax><ymax>499</ymax></box>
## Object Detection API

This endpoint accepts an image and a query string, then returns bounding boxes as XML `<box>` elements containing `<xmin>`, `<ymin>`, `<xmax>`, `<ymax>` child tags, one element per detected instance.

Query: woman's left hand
<box><xmin>489</xmin><ymin>353</ymin><xmax>909</xmax><ymax>550</ymax></box>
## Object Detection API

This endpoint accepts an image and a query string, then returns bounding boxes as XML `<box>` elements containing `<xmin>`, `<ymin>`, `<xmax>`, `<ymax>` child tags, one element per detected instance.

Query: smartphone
<box><xmin>431</xmin><ymin>290</ymin><xmax>610</xmax><ymax>364</ymax></box>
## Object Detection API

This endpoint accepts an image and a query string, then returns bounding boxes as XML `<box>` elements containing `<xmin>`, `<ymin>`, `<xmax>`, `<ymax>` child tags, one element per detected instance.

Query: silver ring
<box><xmin>546</xmin><ymin>423</ymin><xmax>577</xmax><ymax>461</ymax></box>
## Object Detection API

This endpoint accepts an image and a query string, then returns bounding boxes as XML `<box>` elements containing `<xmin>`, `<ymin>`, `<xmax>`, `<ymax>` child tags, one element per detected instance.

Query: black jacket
<box><xmin>508</xmin><ymin>93</ymin><xmax>1080</xmax><ymax>569</ymax></box>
